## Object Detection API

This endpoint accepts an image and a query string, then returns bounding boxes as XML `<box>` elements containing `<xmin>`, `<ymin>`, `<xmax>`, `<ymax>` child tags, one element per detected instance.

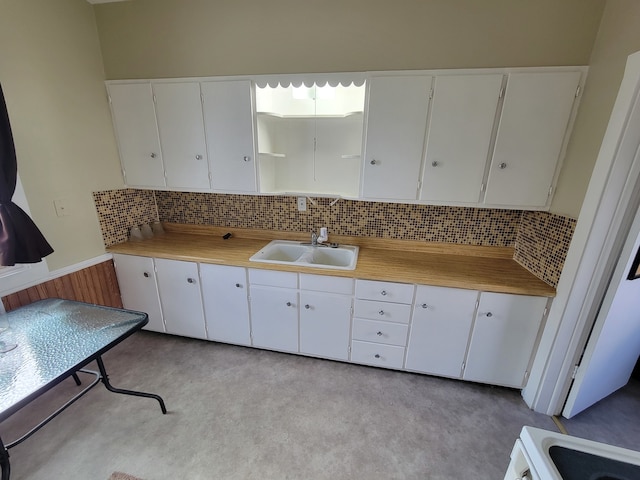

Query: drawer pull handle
<box><xmin>374</xmin><ymin>354</ymin><xmax>381</xmax><ymax>359</ymax></box>
<box><xmin>378</xmin><ymin>310</ymin><xmax>385</xmax><ymax>316</ymax></box>
<box><xmin>380</xmin><ymin>290</ymin><xmax>387</xmax><ymax>296</ymax></box>
<box><xmin>196</xmin><ymin>154</ymin><xmax>203</xmax><ymax>160</ymax></box>
<box><xmin>376</xmin><ymin>331</ymin><xmax>383</xmax><ymax>336</ymax></box>
<box><xmin>187</xmin><ymin>278</ymin><xmax>196</xmax><ymax>284</ymax></box>
<box><xmin>304</xmin><ymin>304</ymin><xmax>311</xmax><ymax>309</ymax></box>
<box><xmin>286</xmin><ymin>302</ymin><xmax>292</xmax><ymax>307</ymax></box>
<box><xmin>143</xmin><ymin>272</ymin><xmax>150</xmax><ymax>278</ymax></box>
<box><xmin>421</xmin><ymin>303</ymin><xmax>429</xmax><ymax>309</ymax></box>
<box><xmin>243</xmin><ymin>155</ymin><xmax>251</xmax><ymax>162</ymax></box>
<box><xmin>235</xmin><ymin>283</ymin><xmax>241</xmax><ymax>288</ymax></box>
<box><xmin>486</xmin><ymin>312</ymin><xmax>493</xmax><ymax>317</ymax></box>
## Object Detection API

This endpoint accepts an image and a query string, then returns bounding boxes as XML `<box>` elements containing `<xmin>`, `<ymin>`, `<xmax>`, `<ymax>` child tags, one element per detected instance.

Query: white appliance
<box><xmin>505</xmin><ymin>426</ymin><xmax>640</xmax><ymax>479</ymax></box>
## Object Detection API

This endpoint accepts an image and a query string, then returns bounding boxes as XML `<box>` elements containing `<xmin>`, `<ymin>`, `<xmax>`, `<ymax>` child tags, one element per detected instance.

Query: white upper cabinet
<box><xmin>362</xmin><ymin>75</ymin><xmax>432</xmax><ymax>200</ymax></box>
<box><xmin>484</xmin><ymin>71</ymin><xmax>582</xmax><ymax>207</ymax></box>
<box><xmin>420</xmin><ymin>74</ymin><xmax>503</xmax><ymax>204</ymax></box>
<box><xmin>201</xmin><ymin>80</ymin><xmax>257</xmax><ymax>193</ymax></box>
<box><xmin>107</xmin><ymin>83</ymin><xmax>165</xmax><ymax>187</ymax></box>
<box><xmin>152</xmin><ymin>82</ymin><xmax>210</xmax><ymax>190</ymax></box>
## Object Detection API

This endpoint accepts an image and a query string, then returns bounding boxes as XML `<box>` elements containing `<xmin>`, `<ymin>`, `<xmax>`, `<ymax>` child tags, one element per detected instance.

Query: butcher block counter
<box><xmin>106</xmin><ymin>223</ymin><xmax>556</xmax><ymax>297</ymax></box>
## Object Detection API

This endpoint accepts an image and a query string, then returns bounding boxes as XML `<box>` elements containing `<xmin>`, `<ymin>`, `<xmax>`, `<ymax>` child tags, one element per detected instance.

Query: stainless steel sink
<box><xmin>249</xmin><ymin>240</ymin><xmax>359</xmax><ymax>270</ymax></box>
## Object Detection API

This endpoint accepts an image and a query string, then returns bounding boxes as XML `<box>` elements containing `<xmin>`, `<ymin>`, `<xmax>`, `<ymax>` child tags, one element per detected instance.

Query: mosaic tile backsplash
<box><xmin>93</xmin><ymin>189</ymin><xmax>577</xmax><ymax>288</ymax></box>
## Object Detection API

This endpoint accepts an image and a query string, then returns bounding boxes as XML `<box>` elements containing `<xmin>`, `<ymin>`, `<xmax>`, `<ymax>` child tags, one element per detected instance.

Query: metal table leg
<box><xmin>0</xmin><ymin>435</ymin><xmax>10</xmax><ymax>480</ymax></box>
<box><xmin>96</xmin><ymin>356</ymin><xmax>167</xmax><ymax>414</ymax></box>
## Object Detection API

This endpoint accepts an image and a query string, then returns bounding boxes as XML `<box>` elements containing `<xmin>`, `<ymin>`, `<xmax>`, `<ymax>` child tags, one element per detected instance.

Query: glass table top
<box><xmin>0</xmin><ymin>299</ymin><xmax>147</xmax><ymax>419</ymax></box>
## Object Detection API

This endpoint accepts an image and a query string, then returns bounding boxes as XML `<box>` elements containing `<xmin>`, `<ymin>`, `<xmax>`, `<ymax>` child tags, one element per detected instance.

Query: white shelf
<box><xmin>259</xmin><ymin>152</ymin><xmax>286</xmax><ymax>158</ymax></box>
<box><xmin>256</xmin><ymin>111</ymin><xmax>363</xmax><ymax>119</ymax></box>
<box><xmin>341</xmin><ymin>154</ymin><xmax>361</xmax><ymax>159</ymax></box>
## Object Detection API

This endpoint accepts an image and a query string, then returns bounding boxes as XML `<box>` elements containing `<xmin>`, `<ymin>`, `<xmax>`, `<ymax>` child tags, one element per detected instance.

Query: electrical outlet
<box><xmin>297</xmin><ymin>196</ymin><xmax>307</xmax><ymax>211</ymax></box>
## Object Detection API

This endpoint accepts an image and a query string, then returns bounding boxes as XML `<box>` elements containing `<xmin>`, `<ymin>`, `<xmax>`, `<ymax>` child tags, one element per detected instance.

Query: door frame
<box><xmin>522</xmin><ymin>50</ymin><xmax>640</xmax><ymax>415</ymax></box>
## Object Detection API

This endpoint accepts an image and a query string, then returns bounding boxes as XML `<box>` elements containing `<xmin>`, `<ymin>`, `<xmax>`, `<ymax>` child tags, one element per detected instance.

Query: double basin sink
<box><xmin>249</xmin><ymin>240</ymin><xmax>359</xmax><ymax>270</ymax></box>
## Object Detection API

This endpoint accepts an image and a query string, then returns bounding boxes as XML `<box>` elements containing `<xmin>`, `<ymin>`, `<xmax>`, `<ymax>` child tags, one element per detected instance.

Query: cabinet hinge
<box><xmin>152</xmin><ymin>94</ymin><xmax>157</xmax><ymax>104</ymax></box>
<box><xmin>201</xmin><ymin>93</ymin><xmax>205</xmax><ymax>104</ymax></box>
<box><xmin>429</xmin><ymin>88</ymin><xmax>434</xmax><ymax>100</ymax></box>
<box><xmin>548</xmin><ymin>185</ymin><xmax>554</xmax><ymax>196</ymax></box>
<box><xmin>543</xmin><ymin>307</ymin><xmax>548</xmax><ymax>317</ymax></box>
<box><xmin>417</xmin><ymin>180</ymin><xmax>422</xmax><ymax>191</ymax></box>
<box><xmin>571</xmin><ymin>364</ymin><xmax>580</xmax><ymax>379</ymax></box>
<box><xmin>350</xmin><ymin>306</ymin><xmax>353</xmax><ymax>315</ymax></box>
<box><xmin>475</xmin><ymin>300</ymin><xmax>479</xmax><ymax>310</ymax></box>
<box><xmin>575</xmin><ymin>85</ymin><xmax>581</xmax><ymax>98</ymax></box>
<box><xmin>107</xmin><ymin>94</ymin><xmax>112</xmax><ymax>104</ymax></box>
<box><xmin>480</xmin><ymin>183</ymin><xmax>486</xmax><ymax>193</ymax></box>
<box><xmin>163</xmin><ymin>170</ymin><xmax>167</xmax><ymax>179</ymax></box>
<box><xmin>461</xmin><ymin>361</ymin><xmax>466</xmax><ymax>373</ymax></box>
<box><xmin>499</xmin><ymin>86</ymin><xmax>505</xmax><ymax>99</ymax></box>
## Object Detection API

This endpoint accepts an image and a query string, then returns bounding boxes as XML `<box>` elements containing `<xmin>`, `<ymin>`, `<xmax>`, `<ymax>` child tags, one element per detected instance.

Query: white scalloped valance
<box><xmin>253</xmin><ymin>73</ymin><xmax>367</xmax><ymax>89</ymax></box>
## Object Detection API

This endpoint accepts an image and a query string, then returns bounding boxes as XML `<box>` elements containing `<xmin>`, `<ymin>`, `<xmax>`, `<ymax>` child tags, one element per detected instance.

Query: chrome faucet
<box><xmin>310</xmin><ymin>230</ymin><xmax>319</xmax><ymax>246</ymax></box>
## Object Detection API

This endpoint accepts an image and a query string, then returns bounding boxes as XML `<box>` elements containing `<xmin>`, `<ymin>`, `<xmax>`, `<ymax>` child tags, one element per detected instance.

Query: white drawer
<box><xmin>249</xmin><ymin>268</ymin><xmax>298</xmax><ymax>288</ymax></box>
<box><xmin>299</xmin><ymin>273</ymin><xmax>354</xmax><ymax>295</ymax></box>
<box><xmin>355</xmin><ymin>279</ymin><xmax>414</xmax><ymax>304</ymax></box>
<box><xmin>352</xmin><ymin>318</ymin><xmax>408</xmax><ymax>346</ymax></box>
<box><xmin>353</xmin><ymin>299</ymin><xmax>412</xmax><ymax>324</ymax></box>
<box><xmin>350</xmin><ymin>341</ymin><xmax>405</xmax><ymax>369</ymax></box>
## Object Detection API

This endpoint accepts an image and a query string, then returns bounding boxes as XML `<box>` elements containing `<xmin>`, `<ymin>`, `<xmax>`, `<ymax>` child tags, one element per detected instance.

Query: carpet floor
<box><xmin>1</xmin><ymin>331</ymin><xmax>638</xmax><ymax>479</ymax></box>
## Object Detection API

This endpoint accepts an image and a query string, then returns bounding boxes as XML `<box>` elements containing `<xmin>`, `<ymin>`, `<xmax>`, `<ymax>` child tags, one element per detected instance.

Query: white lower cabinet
<box><xmin>249</xmin><ymin>285</ymin><xmax>299</xmax><ymax>353</ymax></box>
<box><xmin>154</xmin><ymin>258</ymin><xmax>207</xmax><ymax>339</ymax></box>
<box><xmin>200</xmin><ymin>264</ymin><xmax>251</xmax><ymax>346</ymax></box>
<box><xmin>299</xmin><ymin>291</ymin><xmax>352</xmax><ymax>361</ymax></box>
<box><xmin>405</xmin><ymin>285</ymin><xmax>479</xmax><ymax>378</ymax></box>
<box><xmin>112</xmin><ymin>254</ymin><xmax>165</xmax><ymax>333</ymax></box>
<box><xmin>463</xmin><ymin>292</ymin><xmax>548</xmax><ymax>388</ymax></box>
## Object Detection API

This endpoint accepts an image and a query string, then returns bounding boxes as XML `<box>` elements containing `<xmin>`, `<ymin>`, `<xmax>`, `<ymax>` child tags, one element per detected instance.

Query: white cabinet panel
<box><xmin>201</xmin><ymin>80</ymin><xmax>257</xmax><ymax>192</ymax></box>
<box><xmin>353</xmin><ymin>299</ymin><xmax>412</xmax><ymax>324</ymax></box>
<box><xmin>107</xmin><ymin>83</ymin><xmax>165</xmax><ymax>187</ymax></box>
<box><xmin>299</xmin><ymin>273</ymin><xmax>354</xmax><ymax>295</ymax></box>
<box><xmin>405</xmin><ymin>286</ymin><xmax>478</xmax><ymax>378</ymax></box>
<box><xmin>421</xmin><ymin>74</ymin><xmax>503</xmax><ymax>203</ymax></box>
<box><xmin>249</xmin><ymin>285</ymin><xmax>298</xmax><ymax>353</ymax></box>
<box><xmin>350</xmin><ymin>341</ymin><xmax>405</xmax><ymax>369</ymax></box>
<box><xmin>485</xmin><ymin>71</ymin><xmax>582</xmax><ymax>207</ymax></box>
<box><xmin>248</xmin><ymin>268</ymin><xmax>298</xmax><ymax>288</ymax></box>
<box><xmin>362</xmin><ymin>75</ymin><xmax>432</xmax><ymax>200</ymax></box>
<box><xmin>200</xmin><ymin>264</ymin><xmax>251</xmax><ymax>346</ymax></box>
<box><xmin>463</xmin><ymin>292</ymin><xmax>547</xmax><ymax>387</ymax></box>
<box><xmin>355</xmin><ymin>279</ymin><xmax>415</xmax><ymax>304</ymax></box>
<box><xmin>154</xmin><ymin>258</ymin><xmax>207</xmax><ymax>339</ymax></box>
<box><xmin>112</xmin><ymin>254</ymin><xmax>165</xmax><ymax>333</ymax></box>
<box><xmin>352</xmin><ymin>318</ymin><xmax>408</xmax><ymax>346</ymax></box>
<box><xmin>153</xmin><ymin>82</ymin><xmax>210</xmax><ymax>189</ymax></box>
<box><xmin>299</xmin><ymin>291</ymin><xmax>351</xmax><ymax>361</ymax></box>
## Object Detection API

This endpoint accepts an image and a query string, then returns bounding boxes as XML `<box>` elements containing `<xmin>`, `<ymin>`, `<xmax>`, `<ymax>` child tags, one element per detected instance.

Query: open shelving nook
<box><xmin>255</xmin><ymin>81</ymin><xmax>365</xmax><ymax>197</ymax></box>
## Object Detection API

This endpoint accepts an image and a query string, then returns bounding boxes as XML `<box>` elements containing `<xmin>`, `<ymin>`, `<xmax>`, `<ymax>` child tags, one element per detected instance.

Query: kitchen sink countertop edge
<box><xmin>106</xmin><ymin>223</ymin><xmax>556</xmax><ymax>297</ymax></box>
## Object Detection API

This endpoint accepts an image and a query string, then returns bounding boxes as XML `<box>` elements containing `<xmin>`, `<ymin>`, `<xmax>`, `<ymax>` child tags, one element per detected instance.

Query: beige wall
<box><xmin>0</xmin><ymin>0</ymin><xmax>124</xmax><ymax>270</ymax></box>
<box><xmin>95</xmin><ymin>0</ymin><xmax>604</xmax><ymax>79</ymax></box>
<box><xmin>551</xmin><ymin>0</ymin><xmax>640</xmax><ymax>217</ymax></box>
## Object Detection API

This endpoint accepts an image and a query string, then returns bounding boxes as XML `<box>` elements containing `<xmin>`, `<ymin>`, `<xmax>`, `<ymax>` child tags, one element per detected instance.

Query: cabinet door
<box><xmin>154</xmin><ymin>258</ymin><xmax>207</xmax><ymax>339</ymax></box>
<box><xmin>249</xmin><ymin>285</ymin><xmax>298</xmax><ymax>353</ymax></box>
<box><xmin>112</xmin><ymin>254</ymin><xmax>165</xmax><ymax>333</ymax></box>
<box><xmin>463</xmin><ymin>292</ymin><xmax>547</xmax><ymax>387</ymax></box>
<box><xmin>484</xmin><ymin>71</ymin><xmax>582</xmax><ymax>207</ymax></box>
<box><xmin>362</xmin><ymin>76</ymin><xmax>432</xmax><ymax>200</ymax></box>
<box><xmin>299</xmin><ymin>291</ymin><xmax>351</xmax><ymax>361</ymax></box>
<box><xmin>405</xmin><ymin>286</ymin><xmax>478</xmax><ymax>378</ymax></box>
<box><xmin>153</xmin><ymin>82</ymin><xmax>210</xmax><ymax>189</ymax></box>
<box><xmin>107</xmin><ymin>83</ymin><xmax>165</xmax><ymax>187</ymax></box>
<box><xmin>420</xmin><ymin>74</ymin><xmax>503</xmax><ymax>203</ymax></box>
<box><xmin>201</xmin><ymin>80</ymin><xmax>257</xmax><ymax>192</ymax></box>
<box><xmin>200</xmin><ymin>264</ymin><xmax>250</xmax><ymax>346</ymax></box>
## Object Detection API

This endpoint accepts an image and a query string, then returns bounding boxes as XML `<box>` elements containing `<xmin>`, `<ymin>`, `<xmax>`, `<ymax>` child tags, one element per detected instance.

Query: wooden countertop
<box><xmin>106</xmin><ymin>224</ymin><xmax>556</xmax><ymax>297</ymax></box>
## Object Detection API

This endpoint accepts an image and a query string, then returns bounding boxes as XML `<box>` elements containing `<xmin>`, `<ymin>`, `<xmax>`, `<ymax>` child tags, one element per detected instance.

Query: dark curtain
<box><xmin>0</xmin><ymin>83</ymin><xmax>53</xmax><ymax>266</ymax></box>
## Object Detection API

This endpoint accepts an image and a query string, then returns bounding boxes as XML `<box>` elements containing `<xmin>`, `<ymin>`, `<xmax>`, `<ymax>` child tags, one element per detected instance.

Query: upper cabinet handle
<box><xmin>431</xmin><ymin>161</ymin><xmax>439</xmax><ymax>167</ymax></box>
<box><xmin>499</xmin><ymin>162</ymin><xmax>507</xmax><ymax>169</ymax></box>
<box><xmin>195</xmin><ymin>154</ymin><xmax>203</xmax><ymax>160</ymax></box>
<box><xmin>150</xmin><ymin>153</ymin><xmax>157</xmax><ymax>158</ymax></box>
<box><xmin>187</xmin><ymin>277</ymin><xmax>196</xmax><ymax>284</ymax></box>
<box><xmin>243</xmin><ymin>156</ymin><xmax>251</xmax><ymax>162</ymax></box>
<box><xmin>370</xmin><ymin>159</ymin><xmax>377</xmax><ymax>165</ymax></box>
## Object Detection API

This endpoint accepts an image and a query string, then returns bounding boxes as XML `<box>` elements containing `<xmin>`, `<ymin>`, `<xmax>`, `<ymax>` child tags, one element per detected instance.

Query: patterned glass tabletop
<box><xmin>0</xmin><ymin>298</ymin><xmax>146</xmax><ymax>419</ymax></box>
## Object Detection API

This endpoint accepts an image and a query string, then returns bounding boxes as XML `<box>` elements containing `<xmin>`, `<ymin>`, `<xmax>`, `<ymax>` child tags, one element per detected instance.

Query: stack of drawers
<box><xmin>350</xmin><ymin>279</ymin><xmax>415</xmax><ymax>369</ymax></box>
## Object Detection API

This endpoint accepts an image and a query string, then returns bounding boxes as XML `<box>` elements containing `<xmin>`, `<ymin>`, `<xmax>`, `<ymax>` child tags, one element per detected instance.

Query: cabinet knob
<box><xmin>376</xmin><ymin>331</ymin><xmax>383</xmax><ymax>336</ymax></box>
<box><xmin>421</xmin><ymin>303</ymin><xmax>429</xmax><ymax>309</ymax></box>
<box><xmin>378</xmin><ymin>310</ymin><xmax>385</xmax><ymax>316</ymax></box>
<box><xmin>235</xmin><ymin>283</ymin><xmax>241</xmax><ymax>288</ymax></box>
<box><xmin>374</xmin><ymin>354</ymin><xmax>381</xmax><ymax>359</ymax></box>
<box><xmin>243</xmin><ymin>156</ymin><xmax>251</xmax><ymax>162</ymax></box>
<box><xmin>187</xmin><ymin>277</ymin><xmax>196</xmax><ymax>284</ymax></box>
<box><xmin>380</xmin><ymin>290</ymin><xmax>387</xmax><ymax>296</ymax></box>
<box><xmin>486</xmin><ymin>312</ymin><xmax>493</xmax><ymax>317</ymax></box>
<box><xmin>370</xmin><ymin>159</ymin><xmax>377</xmax><ymax>165</ymax></box>
<box><xmin>499</xmin><ymin>162</ymin><xmax>507</xmax><ymax>169</ymax></box>
<box><xmin>195</xmin><ymin>154</ymin><xmax>203</xmax><ymax>160</ymax></box>
<box><xmin>431</xmin><ymin>161</ymin><xmax>439</xmax><ymax>167</ymax></box>
<box><xmin>143</xmin><ymin>272</ymin><xmax>150</xmax><ymax>278</ymax></box>
<box><xmin>304</xmin><ymin>304</ymin><xmax>311</xmax><ymax>310</ymax></box>
<box><xmin>286</xmin><ymin>301</ymin><xmax>292</xmax><ymax>307</ymax></box>
<box><xmin>150</xmin><ymin>153</ymin><xmax>157</xmax><ymax>158</ymax></box>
